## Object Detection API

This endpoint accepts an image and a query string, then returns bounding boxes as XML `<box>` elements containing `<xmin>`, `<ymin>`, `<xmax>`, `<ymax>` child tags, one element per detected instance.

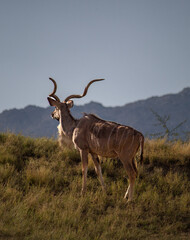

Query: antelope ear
<box><xmin>47</xmin><ymin>97</ymin><xmax>60</xmax><ymax>107</ymax></box>
<box><xmin>66</xmin><ymin>100</ymin><xmax>74</xmax><ymax>108</ymax></box>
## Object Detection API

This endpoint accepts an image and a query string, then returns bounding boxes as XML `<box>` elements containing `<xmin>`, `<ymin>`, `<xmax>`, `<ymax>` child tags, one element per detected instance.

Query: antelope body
<box><xmin>47</xmin><ymin>78</ymin><xmax>144</xmax><ymax>201</ymax></box>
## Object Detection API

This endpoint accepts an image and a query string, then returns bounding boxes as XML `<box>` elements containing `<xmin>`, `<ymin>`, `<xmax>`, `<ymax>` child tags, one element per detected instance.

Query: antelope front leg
<box><xmin>80</xmin><ymin>150</ymin><xmax>89</xmax><ymax>195</ymax></box>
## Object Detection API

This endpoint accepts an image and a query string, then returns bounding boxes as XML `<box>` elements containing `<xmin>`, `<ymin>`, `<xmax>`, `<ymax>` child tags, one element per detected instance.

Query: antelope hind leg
<box><xmin>91</xmin><ymin>154</ymin><xmax>106</xmax><ymax>192</ymax></box>
<box><xmin>80</xmin><ymin>150</ymin><xmax>89</xmax><ymax>195</ymax></box>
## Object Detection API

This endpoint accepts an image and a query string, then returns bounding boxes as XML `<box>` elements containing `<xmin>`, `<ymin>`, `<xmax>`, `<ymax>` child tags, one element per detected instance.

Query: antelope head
<box><xmin>47</xmin><ymin>78</ymin><xmax>104</xmax><ymax>121</ymax></box>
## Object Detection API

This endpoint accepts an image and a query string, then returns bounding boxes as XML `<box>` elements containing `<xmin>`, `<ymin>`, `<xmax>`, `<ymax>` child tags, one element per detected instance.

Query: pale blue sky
<box><xmin>0</xmin><ymin>0</ymin><xmax>189</xmax><ymax>113</ymax></box>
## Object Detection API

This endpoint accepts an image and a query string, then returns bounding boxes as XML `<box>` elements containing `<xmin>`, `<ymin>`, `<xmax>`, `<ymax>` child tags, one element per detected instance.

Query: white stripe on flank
<box><xmin>126</xmin><ymin>132</ymin><xmax>135</xmax><ymax>156</ymax></box>
<box><xmin>95</xmin><ymin>121</ymin><xmax>103</xmax><ymax>149</ymax></box>
<box><xmin>91</xmin><ymin>121</ymin><xmax>103</xmax><ymax>150</ymax></box>
<box><xmin>118</xmin><ymin>128</ymin><xmax>126</xmax><ymax>151</ymax></box>
<box><xmin>120</xmin><ymin>128</ymin><xmax>130</xmax><ymax>151</ymax></box>
<box><xmin>107</xmin><ymin>125</ymin><xmax>117</xmax><ymax>149</ymax></box>
<box><xmin>115</xmin><ymin>126</ymin><xmax>119</xmax><ymax>144</ymax></box>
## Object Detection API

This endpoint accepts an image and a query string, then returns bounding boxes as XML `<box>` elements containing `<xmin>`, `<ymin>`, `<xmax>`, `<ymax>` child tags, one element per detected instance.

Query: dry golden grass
<box><xmin>0</xmin><ymin>133</ymin><xmax>189</xmax><ymax>240</ymax></box>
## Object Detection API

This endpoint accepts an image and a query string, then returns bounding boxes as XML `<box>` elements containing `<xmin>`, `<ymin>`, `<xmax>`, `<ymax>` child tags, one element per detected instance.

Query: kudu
<box><xmin>47</xmin><ymin>78</ymin><xmax>144</xmax><ymax>201</ymax></box>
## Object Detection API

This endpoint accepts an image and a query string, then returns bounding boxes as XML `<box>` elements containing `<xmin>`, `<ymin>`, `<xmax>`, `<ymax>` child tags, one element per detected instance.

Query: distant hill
<box><xmin>0</xmin><ymin>87</ymin><xmax>190</xmax><ymax>139</ymax></box>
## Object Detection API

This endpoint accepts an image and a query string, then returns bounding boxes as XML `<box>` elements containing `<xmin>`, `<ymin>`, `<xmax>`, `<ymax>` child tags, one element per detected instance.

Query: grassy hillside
<box><xmin>0</xmin><ymin>133</ymin><xmax>189</xmax><ymax>240</ymax></box>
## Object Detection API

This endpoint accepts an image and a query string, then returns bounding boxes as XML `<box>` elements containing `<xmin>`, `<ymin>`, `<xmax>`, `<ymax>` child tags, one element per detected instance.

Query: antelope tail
<box><xmin>139</xmin><ymin>135</ymin><xmax>144</xmax><ymax>165</ymax></box>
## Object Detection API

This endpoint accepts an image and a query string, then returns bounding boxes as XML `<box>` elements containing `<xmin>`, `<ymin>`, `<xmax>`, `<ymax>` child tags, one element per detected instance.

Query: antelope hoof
<box><xmin>124</xmin><ymin>193</ymin><xmax>128</xmax><ymax>199</ymax></box>
<box><xmin>102</xmin><ymin>185</ymin><xmax>107</xmax><ymax>193</ymax></box>
<box><xmin>81</xmin><ymin>189</ymin><xmax>86</xmax><ymax>196</ymax></box>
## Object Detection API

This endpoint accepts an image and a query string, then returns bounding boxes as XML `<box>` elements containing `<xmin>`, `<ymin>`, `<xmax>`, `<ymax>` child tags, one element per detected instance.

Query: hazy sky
<box><xmin>0</xmin><ymin>0</ymin><xmax>189</xmax><ymax>113</ymax></box>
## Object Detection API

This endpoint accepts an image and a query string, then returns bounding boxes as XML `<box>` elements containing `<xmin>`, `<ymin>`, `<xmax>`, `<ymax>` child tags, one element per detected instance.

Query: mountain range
<box><xmin>0</xmin><ymin>87</ymin><xmax>190</xmax><ymax>139</ymax></box>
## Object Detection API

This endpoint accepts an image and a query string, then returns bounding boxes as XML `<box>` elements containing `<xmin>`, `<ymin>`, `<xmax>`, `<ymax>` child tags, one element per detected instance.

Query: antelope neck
<box><xmin>59</xmin><ymin>109</ymin><xmax>77</xmax><ymax>138</ymax></box>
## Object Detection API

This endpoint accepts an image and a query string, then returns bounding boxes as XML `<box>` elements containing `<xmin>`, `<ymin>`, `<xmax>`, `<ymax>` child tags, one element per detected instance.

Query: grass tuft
<box><xmin>0</xmin><ymin>133</ymin><xmax>189</xmax><ymax>239</ymax></box>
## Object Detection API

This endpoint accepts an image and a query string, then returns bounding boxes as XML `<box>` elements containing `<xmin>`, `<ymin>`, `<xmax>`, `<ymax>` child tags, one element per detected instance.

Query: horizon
<box><xmin>1</xmin><ymin>85</ymin><xmax>189</xmax><ymax>114</ymax></box>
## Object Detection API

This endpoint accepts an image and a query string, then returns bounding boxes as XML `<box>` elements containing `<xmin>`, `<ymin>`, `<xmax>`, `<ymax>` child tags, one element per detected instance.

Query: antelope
<box><xmin>47</xmin><ymin>78</ymin><xmax>144</xmax><ymax>201</ymax></box>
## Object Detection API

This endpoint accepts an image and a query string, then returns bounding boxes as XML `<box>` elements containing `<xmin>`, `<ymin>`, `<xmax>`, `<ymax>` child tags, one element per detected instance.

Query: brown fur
<box><xmin>47</xmin><ymin>79</ymin><xmax>144</xmax><ymax>201</ymax></box>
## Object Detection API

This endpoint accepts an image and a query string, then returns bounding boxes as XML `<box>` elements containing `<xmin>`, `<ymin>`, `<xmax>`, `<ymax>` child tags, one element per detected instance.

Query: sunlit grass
<box><xmin>0</xmin><ymin>133</ymin><xmax>189</xmax><ymax>239</ymax></box>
